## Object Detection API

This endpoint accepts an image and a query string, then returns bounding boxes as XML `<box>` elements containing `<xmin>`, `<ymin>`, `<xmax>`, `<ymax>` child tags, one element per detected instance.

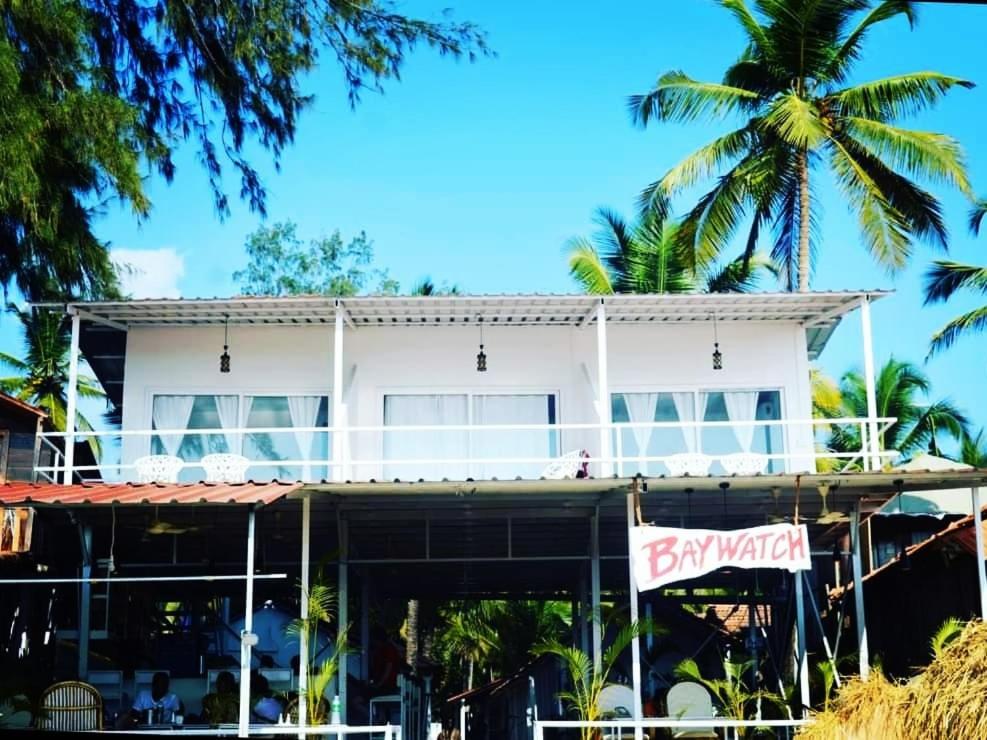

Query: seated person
<box><xmin>250</xmin><ymin>672</ymin><xmax>283</xmax><ymax>724</ymax></box>
<box><xmin>201</xmin><ymin>670</ymin><xmax>239</xmax><ymax>725</ymax></box>
<box><xmin>118</xmin><ymin>672</ymin><xmax>183</xmax><ymax>727</ymax></box>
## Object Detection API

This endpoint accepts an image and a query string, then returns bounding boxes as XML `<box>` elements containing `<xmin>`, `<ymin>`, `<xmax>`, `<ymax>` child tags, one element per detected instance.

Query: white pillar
<box><xmin>850</xmin><ymin>505</ymin><xmax>869</xmax><ymax>679</ymax></box>
<box><xmin>63</xmin><ymin>311</ymin><xmax>81</xmax><ymax>484</ymax></box>
<box><xmin>794</xmin><ymin>573</ymin><xmax>810</xmax><ymax>716</ymax></box>
<box><xmin>859</xmin><ymin>297</ymin><xmax>881</xmax><ymax>471</ymax></box>
<box><xmin>239</xmin><ymin>506</ymin><xmax>257</xmax><ymax>737</ymax></box>
<box><xmin>299</xmin><ymin>496</ymin><xmax>311</xmax><ymax>732</ymax></box>
<box><xmin>338</xmin><ymin>516</ymin><xmax>349</xmax><ymax>723</ymax></box>
<box><xmin>626</xmin><ymin>493</ymin><xmax>643</xmax><ymax>740</ymax></box>
<box><xmin>77</xmin><ymin>524</ymin><xmax>92</xmax><ymax>679</ymax></box>
<box><xmin>332</xmin><ymin>306</ymin><xmax>345</xmax><ymax>482</ymax></box>
<box><xmin>590</xmin><ymin>512</ymin><xmax>602</xmax><ymax>671</ymax></box>
<box><xmin>972</xmin><ymin>487</ymin><xmax>987</xmax><ymax>621</ymax></box>
<box><xmin>595</xmin><ymin>300</ymin><xmax>613</xmax><ymax>478</ymax></box>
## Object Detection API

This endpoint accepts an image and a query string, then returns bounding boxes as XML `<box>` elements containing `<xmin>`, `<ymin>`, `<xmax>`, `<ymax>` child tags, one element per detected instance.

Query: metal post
<box><xmin>239</xmin><ymin>506</ymin><xmax>257</xmax><ymax>737</ymax></box>
<box><xmin>591</xmin><ymin>512</ymin><xmax>602</xmax><ymax>671</ymax></box>
<box><xmin>794</xmin><ymin>573</ymin><xmax>810</xmax><ymax>717</ymax></box>
<box><xmin>361</xmin><ymin>577</ymin><xmax>371</xmax><ymax>682</ymax></box>
<box><xmin>77</xmin><ymin>524</ymin><xmax>92</xmax><ymax>679</ymax></box>
<box><xmin>299</xmin><ymin>496</ymin><xmax>311</xmax><ymax>733</ymax></box>
<box><xmin>460</xmin><ymin>700</ymin><xmax>468</xmax><ymax>739</ymax></box>
<box><xmin>972</xmin><ymin>487</ymin><xmax>987</xmax><ymax>621</ymax></box>
<box><xmin>595</xmin><ymin>300</ymin><xmax>613</xmax><ymax>478</ymax></box>
<box><xmin>859</xmin><ymin>297</ymin><xmax>881</xmax><ymax>471</ymax></box>
<box><xmin>579</xmin><ymin>570</ymin><xmax>589</xmax><ymax>655</ymax></box>
<box><xmin>850</xmin><ymin>505</ymin><xmax>869</xmax><ymax>679</ymax></box>
<box><xmin>332</xmin><ymin>305</ymin><xmax>345</xmax><ymax>482</ymax></box>
<box><xmin>626</xmin><ymin>493</ymin><xmax>643</xmax><ymax>740</ymax></box>
<box><xmin>338</xmin><ymin>515</ymin><xmax>349</xmax><ymax>723</ymax></box>
<box><xmin>63</xmin><ymin>311</ymin><xmax>81</xmax><ymax>484</ymax></box>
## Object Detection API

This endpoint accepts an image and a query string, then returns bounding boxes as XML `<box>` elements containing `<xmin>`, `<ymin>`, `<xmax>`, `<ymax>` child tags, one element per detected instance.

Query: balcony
<box><xmin>35</xmin><ymin>415</ymin><xmax>897</xmax><ymax>484</ymax></box>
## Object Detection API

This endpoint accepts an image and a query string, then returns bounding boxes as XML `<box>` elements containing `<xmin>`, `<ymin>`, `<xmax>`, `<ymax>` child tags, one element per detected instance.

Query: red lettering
<box><xmin>681</xmin><ymin>539</ymin><xmax>699</xmax><ymax>570</ymax></box>
<box><xmin>787</xmin><ymin>527</ymin><xmax>807</xmax><ymax>562</ymax></box>
<box><xmin>716</xmin><ymin>533</ymin><xmax>745</xmax><ymax>560</ymax></box>
<box><xmin>738</xmin><ymin>536</ymin><xmax>758</xmax><ymax>561</ymax></box>
<box><xmin>696</xmin><ymin>535</ymin><xmax>715</xmax><ymax>568</ymax></box>
<box><xmin>755</xmin><ymin>533</ymin><xmax>772</xmax><ymax>560</ymax></box>
<box><xmin>771</xmin><ymin>534</ymin><xmax>788</xmax><ymax>560</ymax></box>
<box><xmin>645</xmin><ymin>537</ymin><xmax>679</xmax><ymax>582</ymax></box>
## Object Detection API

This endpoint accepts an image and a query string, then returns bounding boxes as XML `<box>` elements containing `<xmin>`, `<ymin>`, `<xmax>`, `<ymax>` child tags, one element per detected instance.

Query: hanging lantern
<box><xmin>476</xmin><ymin>316</ymin><xmax>487</xmax><ymax>372</ymax></box>
<box><xmin>220</xmin><ymin>315</ymin><xmax>231</xmax><ymax>373</ymax></box>
<box><xmin>712</xmin><ymin>313</ymin><xmax>723</xmax><ymax>370</ymax></box>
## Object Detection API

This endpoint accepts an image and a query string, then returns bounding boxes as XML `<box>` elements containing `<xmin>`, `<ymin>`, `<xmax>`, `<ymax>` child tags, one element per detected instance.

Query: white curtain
<box><xmin>723</xmin><ymin>391</ymin><xmax>761</xmax><ymax>452</ymax></box>
<box><xmin>671</xmin><ymin>392</ymin><xmax>697</xmax><ymax>453</ymax></box>
<box><xmin>288</xmin><ymin>396</ymin><xmax>322</xmax><ymax>482</ymax></box>
<box><xmin>472</xmin><ymin>395</ymin><xmax>550</xmax><ymax>480</ymax></box>
<box><xmin>214</xmin><ymin>396</ymin><xmax>241</xmax><ymax>454</ymax></box>
<box><xmin>622</xmin><ymin>393</ymin><xmax>660</xmax><ymax>472</ymax></box>
<box><xmin>152</xmin><ymin>396</ymin><xmax>196</xmax><ymax>457</ymax></box>
<box><xmin>384</xmin><ymin>395</ymin><xmax>468</xmax><ymax>481</ymax></box>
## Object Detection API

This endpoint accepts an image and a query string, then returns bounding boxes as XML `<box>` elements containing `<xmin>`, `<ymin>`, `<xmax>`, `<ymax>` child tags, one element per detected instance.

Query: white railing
<box><xmin>36</xmin><ymin>417</ymin><xmax>896</xmax><ymax>484</ymax></box>
<box><xmin>534</xmin><ymin>717</ymin><xmax>810</xmax><ymax>739</ymax></box>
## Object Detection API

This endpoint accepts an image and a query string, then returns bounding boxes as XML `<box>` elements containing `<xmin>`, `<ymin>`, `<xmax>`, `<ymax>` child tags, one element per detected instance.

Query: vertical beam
<box><xmin>590</xmin><ymin>512</ymin><xmax>602</xmax><ymax>671</ymax></box>
<box><xmin>338</xmin><ymin>515</ymin><xmax>349</xmax><ymax>723</ymax></box>
<box><xmin>794</xmin><ymin>573</ymin><xmax>810</xmax><ymax>717</ymax></box>
<box><xmin>77</xmin><ymin>524</ymin><xmax>92</xmax><ymax>679</ymax></box>
<box><xmin>850</xmin><ymin>505</ymin><xmax>869</xmax><ymax>679</ymax></box>
<box><xmin>973</xmin><ymin>487</ymin><xmax>987</xmax><ymax>621</ymax></box>
<box><xmin>63</xmin><ymin>311</ymin><xmax>81</xmax><ymax>484</ymax></box>
<box><xmin>299</xmin><ymin>496</ymin><xmax>311</xmax><ymax>732</ymax></box>
<box><xmin>332</xmin><ymin>304</ymin><xmax>345</xmax><ymax>482</ymax></box>
<box><xmin>859</xmin><ymin>297</ymin><xmax>881</xmax><ymax>471</ymax></box>
<box><xmin>239</xmin><ymin>506</ymin><xmax>257</xmax><ymax>737</ymax></box>
<box><xmin>625</xmin><ymin>493</ymin><xmax>643</xmax><ymax>740</ymax></box>
<box><xmin>595</xmin><ymin>300</ymin><xmax>613</xmax><ymax>478</ymax></box>
<box><xmin>578</xmin><ymin>570</ymin><xmax>589</xmax><ymax>655</ymax></box>
<box><xmin>361</xmin><ymin>577</ymin><xmax>370</xmax><ymax>682</ymax></box>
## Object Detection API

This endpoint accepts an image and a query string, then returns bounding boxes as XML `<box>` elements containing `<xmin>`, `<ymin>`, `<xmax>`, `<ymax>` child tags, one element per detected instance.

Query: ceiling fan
<box><xmin>137</xmin><ymin>507</ymin><xmax>208</xmax><ymax>537</ymax></box>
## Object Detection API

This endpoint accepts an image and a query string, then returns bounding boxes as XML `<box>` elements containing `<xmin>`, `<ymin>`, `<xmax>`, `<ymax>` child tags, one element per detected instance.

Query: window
<box><xmin>382</xmin><ymin>392</ymin><xmax>558</xmax><ymax>481</ymax></box>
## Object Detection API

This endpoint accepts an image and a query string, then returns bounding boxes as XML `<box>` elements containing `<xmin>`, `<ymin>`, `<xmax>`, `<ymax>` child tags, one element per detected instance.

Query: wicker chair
<box><xmin>665</xmin><ymin>453</ymin><xmax>714</xmax><ymax>477</ymax></box>
<box><xmin>36</xmin><ymin>680</ymin><xmax>103</xmax><ymax>731</ymax></box>
<box><xmin>201</xmin><ymin>453</ymin><xmax>251</xmax><ymax>483</ymax></box>
<box><xmin>134</xmin><ymin>454</ymin><xmax>183</xmax><ymax>484</ymax></box>
<box><xmin>720</xmin><ymin>451</ymin><xmax>768</xmax><ymax>476</ymax></box>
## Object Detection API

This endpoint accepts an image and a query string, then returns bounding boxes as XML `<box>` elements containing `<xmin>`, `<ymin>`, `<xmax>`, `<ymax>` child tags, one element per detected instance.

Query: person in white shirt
<box><xmin>118</xmin><ymin>672</ymin><xmax>183</xmax><ymax>727</ymax></box>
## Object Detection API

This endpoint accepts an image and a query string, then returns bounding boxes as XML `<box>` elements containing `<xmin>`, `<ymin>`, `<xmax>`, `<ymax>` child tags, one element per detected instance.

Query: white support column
<box><xmin>332</xmin><ymin>305</ymin><xmax>345</xmax><ymax>482</ymax></box>
<box><xmin>595</xmin><ymin>300</ymin><xmax>613</xmax><ymax>478</ymax></box>
<box><xmin>972</xmin><ymin>487</ymin><xmax>987</xmax><ymax>621</ymax></box>
<box><xmin>850</xmin><ymin>505</ymin><xmax>869</xmax><ymax>679</ymax></box>
<box><xmin>63</xmin><ymin>311</ymin><xmax>81</xmax><ymax>484</ymax></box>
<box><xmin>338</xmin><ymin>516</ymin><xmax>349</xmax><ymax>724</ymax></box>
<box><xmin>794</xmin><ymin>572</ymin><xmax>810</xmax><ymax>717</ymax></box>
<box><xmin>626</xmin><ymin>493</ymin><xmax>643</xmax><ymax>740</ymax></box>
<box><xmin>77</xmin><ymin>524</ymin><xmax>92</xmax><ymax>679</ymax></box>
<box><xmin>590</xmin><ymin>512</ymin><xmax>602</xmax><ymax>671</ymax></box>
<box><xmin>239</xmin><ymin>506</ymin><xmax>257</xmax><ymax>737</ymax></box>
<box><xmin>859</xmin><ymin>297</ymin><xmax>881</xmax><ymax>471</ymax></box>
<box><xmin>299</xmin><ymin>496</ymin><xmax>311</xmax><ymax>733</ymax></box>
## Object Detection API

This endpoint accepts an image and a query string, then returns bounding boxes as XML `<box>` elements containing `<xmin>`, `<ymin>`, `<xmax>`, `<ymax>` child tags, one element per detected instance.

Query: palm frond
<box><xmin>566</xmin><ymin>238</ymin><xmax>615</xmax><ymax>295</ymax></box>
<box><xmin>930</xmin><ymin>617</ymin><xmax>966</xmax><ymax>659</ymax></box>
<box><xmin>657</xmin><ymin>126</ymin><xmax>753</xmax><ymax>195</ymax></box>
<box><xmin>721</xmin><ymin>0</ymin><xmax>770</xmax><ymax>50</ymax></box>
<box><xmin>833</xmin><ymin>72</ymin><xmax>974</xmax><ymax>121</ymax></box>
<box><xmin>629</xmin><ymin>72</ymin><xmax>760</xmax><ymax>126</ymax></box>
<box><xmin>969</xmin><ymin>198</ymin><xmax>987</xmax><ymax>235</ymax></box>
<box><xmin>703</xmin><ymin>252</ymin><xmax>775</xmax><ymax>293</ymax></box>
<box><xmin>763</xmin><ymin>94</ymin><xmax>827</xmax><ymax>149</ymax></box>
<box><xmin>824</xmin><ymin>1</ymin><xmax>917</xmax><ymax>83</ymax></box>
<box><xmin>923</xmin><ymin>261</ymin><xmax>987</xmax><ymax>305</ymax></box>
<box><xmin>928</xmin><ymin>306</ymin><xmax>987</xmax><ymax>357</ymax></box>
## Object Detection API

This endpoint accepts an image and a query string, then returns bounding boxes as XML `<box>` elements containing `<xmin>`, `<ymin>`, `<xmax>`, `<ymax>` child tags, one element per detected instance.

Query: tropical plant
<box><xmin>536</xmin><ymin>618</ymin><xmax>661</xmax><ymax>740</ymax></box>
<box><xmin>930</xmin><ymin>617</ymin><xmax>966</xmax><ymax>660</ymax></box>
<box><xmin>814</xmin><ymin>357</ymin><xmax>969</xmax><ymax>465</ymax></box>
<box><xmin>675</xmin><ymin>657</ymin><xmax>786</xmax><ymax>737</ymax></box>
<box><xmin>410</xmin><ymin>277</ymin><xmax>462</xmax><ymax>296</ymax></box>
<box><xmin>0</xmin><ymin>306</ymin><xmax>105</xmax><ymax>455</ymax></box>
<box><xmin>924</xmin><ymin>198</ymin><xmax>987</xmax><ymax>356</ymax></box>
<box><xmin>630</xmin><ymin>0</ymin><xmax>973</xmax><ymax>292</ymax></box>
<box><xmin>958</xmin><ymin>429</ymin><xmax>987</xmax><ymax>468</ymax></box>
<box><xmin>286</xmin><ymin>573</ymin><xmax>348</xmax><ymax>725</ymax></box>
<box><xmin>566</xmin><ymin>207</ymin><xmax>774</xmax><ymax>294</ymax></box>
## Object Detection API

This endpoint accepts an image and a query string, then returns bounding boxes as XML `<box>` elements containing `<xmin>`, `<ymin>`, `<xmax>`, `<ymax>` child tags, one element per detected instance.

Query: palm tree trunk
<box><xmin>406</xmin><ymin>599</ymin><xmax>419</xmax><ymax>676</ymax></box>
<box><xmin>797</xmin><ymin>149</ymin><xmax>811</xmax><ymax>292</ymax></box>
<box><xmin>467</xmin><ymin>658</ymin><xmax>474</xmax><ymax>691</ymax></box>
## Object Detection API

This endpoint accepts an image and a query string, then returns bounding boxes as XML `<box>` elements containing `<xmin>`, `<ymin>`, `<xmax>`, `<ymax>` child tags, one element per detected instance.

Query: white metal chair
<box><xmin>597</xmin><ymin>684</ymin><xmax>635</xmax><ymax>740</ymax></box>
<box><xmin>36</xmin><ymin>680</ymin><xmax>103</xmax><ymax>731</ymax></box>
<box><xmin>665</xmin><ymin>453</ymin><xmax>714</xmax><ymax>477</ymax></box>
<box><xmin>134</xmin><ymin>454</ymin><xmax>183</xmax><ymax>484</ymax></box>
<box><xmin>201</xmin><ymin>453</ymin><xmax>250</xmax><ymax>483</ymax></box>
<box><xmin>87</xmin><ymin>669</ymin><xmax>124</xmax><ymax>714</ymax></box>
<box><xmin>666</xmin><ymin>681</ymin><xmax>717</xmax><ymax>739</ymax></box>
<box><xmin>539</xmin><ymin>449</ymin><xmax>584</xmax><ymax>480</ymax></box>
<box><xmin>720</xmin><ymin>452</ymin><xmax>768</xmax><ymax>476</ymax></box>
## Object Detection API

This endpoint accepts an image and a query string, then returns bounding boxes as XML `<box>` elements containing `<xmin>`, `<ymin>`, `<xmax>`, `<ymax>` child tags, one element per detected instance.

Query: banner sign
<box><xmin>630</xmin><ymin>523</ymin><xmax>811</xmax><ymax>591</ymax></box>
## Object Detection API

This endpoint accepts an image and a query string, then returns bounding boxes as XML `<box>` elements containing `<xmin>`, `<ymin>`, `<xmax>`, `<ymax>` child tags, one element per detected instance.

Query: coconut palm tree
<box><xmin>958</xmin><ymin>429</ymin><xmax>987</xmax><ymax>468</ymax></box>
<box><xmin>566</xmin><ymin>207</ymin><xmax>774</xmax><ymax>294</ymax></box>
<box><xmin>818</xmin><ymin>357</ymin><xmax>968</xmax><ymax>464</ymax></box>
<box><xmin>924</xmin><ymin>198</ymin><xmax>987</xmax><ymax>356</ymax></box>
<box><xmin>0</xmin><ymin>306</ymin><xmax>105</xmax><ymax>451</ymax></box>
<box><xmin>410</xmin><ymin>277</ymin><xmax>462</xmax><ymax>296</ymax></box>
<box><xmin>630</xmin><ymin>0</ymin><xmax>973</xmax><ymax>291</ymax></box>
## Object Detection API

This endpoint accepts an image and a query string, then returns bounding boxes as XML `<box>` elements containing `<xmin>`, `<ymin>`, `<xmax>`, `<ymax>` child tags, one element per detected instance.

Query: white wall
<box><xmin>118</xmin><ymin>320</ymin><xmax>815</xmax><ymax>479</ymax></box>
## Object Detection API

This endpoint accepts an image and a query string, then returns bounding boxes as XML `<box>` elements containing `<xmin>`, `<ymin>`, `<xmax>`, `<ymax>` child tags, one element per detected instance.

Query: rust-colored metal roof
<box><xmin>0</xmin><ymin>481</ymin><xmax>301</xmax><ymax>506</ymax></box>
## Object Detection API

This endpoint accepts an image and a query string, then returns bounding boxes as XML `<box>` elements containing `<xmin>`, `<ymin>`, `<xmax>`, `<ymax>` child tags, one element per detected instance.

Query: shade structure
<box><xmin>0</xmin><ymin>481</ymin><xmax>301</xmax><ymax>507</ymax></box>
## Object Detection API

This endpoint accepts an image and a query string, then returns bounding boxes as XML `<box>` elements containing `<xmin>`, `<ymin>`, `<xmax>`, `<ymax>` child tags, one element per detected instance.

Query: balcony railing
<box><xmin>35</xmin><ymin>417</ymin><xmax>897</xmax><ymax>484</ymax></box>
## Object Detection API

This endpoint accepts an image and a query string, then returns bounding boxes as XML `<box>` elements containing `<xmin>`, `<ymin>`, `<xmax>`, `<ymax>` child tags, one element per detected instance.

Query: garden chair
<box><xmin>201</xmin><ymin>453</ymin><xmax>251</xmax><ymax>483</ymax></box>
<box><xmin>36</xmin><ymin>680</ymin><xmax>103</xmax><ymax>731</ymax></box>
<box><xmin>719</xmin><ymin>452</ymin><xmax>768</xmax><ymax>476</ymax></box>
<box><xmin>665</xmin><ymin>453</ymin><xmax>714</xmax><ymax>477</ymax></box>
<box><xmin>134</xmin><ymin>454</ymin><xmax>183</xmax><ymax>483</ymax></box>
<box><xmin>666</xmin><ymin>681</ymin><xmax>717</xmax><ymax>739</ymax></box>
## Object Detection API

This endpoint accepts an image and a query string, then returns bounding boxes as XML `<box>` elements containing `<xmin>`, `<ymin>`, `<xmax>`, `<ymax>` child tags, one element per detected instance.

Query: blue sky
<box><xmin>4</xmin><ymin>1</ymin><xmax>987</xmax><ymax>437</ymax></box>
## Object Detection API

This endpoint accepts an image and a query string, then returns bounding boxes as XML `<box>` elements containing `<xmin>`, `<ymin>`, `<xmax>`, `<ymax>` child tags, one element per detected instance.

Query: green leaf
<box><xmin>764</xmin><ymin>93</ymin><xmax>828</xmax><ymax>148</ymax></box>
<box><xmin>629</xmin><ymin>72</ymin><xmax>760</xmax><ymax>126</ymax></box>
<box><xmin>928</xmin><ymin>306</ymin><xmax>987</xmax><ymax>357</ymax></box>
<box><xmin>834</xmin><ymin>72</ymin><xmax>975</xmax><ymax>121</ymax></box>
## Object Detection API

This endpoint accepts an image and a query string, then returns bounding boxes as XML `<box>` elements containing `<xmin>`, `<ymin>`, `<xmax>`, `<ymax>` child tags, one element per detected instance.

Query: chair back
<box><xmin>720</xmin><ymin>452</ymin><xmax>768</xmax><ymax>476</ymax></box>
<box><xmin>37</xmin><ymin>681</ymin><xmax>102</xmax><ymax>731</ymax></box>
<box><xmin>597</xmin><ymin>683</ymin><xmax>634</xmax><ymax>717</ymax></box>
<box><xmin>134</xmin><ymin>455</ymin><xmax>183</xmax><ymax>484</ymax></box>
<box><xmin>665</xmin><ymin>453</ymin><xmax>713</xmax><ymax>477</ymax></box>
<box><xmin>666</xmin><ymin>681</ymin><xmax>714</xmax><ymax>719</ymax></box>
<box><xmin>201</xmin><ymin>453</ymin><xmax>251</xmax><ymax>483</ymax></box>
<box><xmin>540</xmin><ymin>450</ymin><xmax>583</xmax><ymax>480</ymax></box>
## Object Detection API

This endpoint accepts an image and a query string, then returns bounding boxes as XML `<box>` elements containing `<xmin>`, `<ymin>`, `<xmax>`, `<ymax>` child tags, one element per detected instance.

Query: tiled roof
<box><xmin>0</xmin><ymin>481</ymin><xmax>301</xmax><ymax>506</ymax></box>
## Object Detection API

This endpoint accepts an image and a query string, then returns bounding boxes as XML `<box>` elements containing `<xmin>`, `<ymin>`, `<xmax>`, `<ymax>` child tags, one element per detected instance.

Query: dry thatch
<box><xmin>799</xmin><ymin>620</ymin><xmax>987</xmax><ymax>740</ymax></box>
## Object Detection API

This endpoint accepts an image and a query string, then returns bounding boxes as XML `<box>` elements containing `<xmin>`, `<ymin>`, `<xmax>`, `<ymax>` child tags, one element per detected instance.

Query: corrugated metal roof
<box><xmin>0</xmin><ymin>481</ymin><xmax>301</xmax><ymax>506</ymax></box>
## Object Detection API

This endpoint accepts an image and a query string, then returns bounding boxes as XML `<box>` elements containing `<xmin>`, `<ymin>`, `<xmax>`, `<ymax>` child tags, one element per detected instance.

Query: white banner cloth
<box><xmin>630</xmin><ymin>523</ymin><xmax>811</xmax><ymax>591</ymax></box>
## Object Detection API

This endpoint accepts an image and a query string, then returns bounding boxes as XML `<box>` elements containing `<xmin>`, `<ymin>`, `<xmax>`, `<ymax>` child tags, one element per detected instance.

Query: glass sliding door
<box><xmin>611</xmin><ymin>392</ymin><xmax>689</xmax><ymax>475</ymax></box>
<box><xmin>700</xmin><ymin>390</ymin><xmax>783</xmax><ymax>473</ymax></box>
<box><xmin>383</xmin><ymin>394</ymin><xmax>469</xmax><ymax>481</ymax></box>
<box><xmin>151</xmin><ymin>395</ymin><xmax>239</xmax><ymax>482</ymax></box>
<box><xmin>471</xmin><ymin>394</ymin><xmax>557</xmax><ymax>480</ymax></box>
<box><xmin>243</xmin><ymin>395</ymin><xmax>330</xmax><ymax>482</ymax></box>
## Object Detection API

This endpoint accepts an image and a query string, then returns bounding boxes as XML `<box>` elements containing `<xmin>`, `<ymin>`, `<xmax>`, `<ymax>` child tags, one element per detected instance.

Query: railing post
<box><xmin>63</xmin><ymin>310</ymin><xmax>81</xmax><ymax>484</ymax></box>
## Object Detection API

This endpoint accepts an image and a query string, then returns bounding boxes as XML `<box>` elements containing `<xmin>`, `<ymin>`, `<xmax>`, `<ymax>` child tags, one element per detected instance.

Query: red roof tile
<box><xmin>0</xmin><ymin>481</ymin><xmax>300</xmax><ymax>506</ymax></box>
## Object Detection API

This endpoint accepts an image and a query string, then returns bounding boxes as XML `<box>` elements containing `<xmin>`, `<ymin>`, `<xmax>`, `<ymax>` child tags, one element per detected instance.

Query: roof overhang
<box><xmin>0</xmin><ymin>481</ymin><xmax>302</xmax><ymax>507</ymax></box>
